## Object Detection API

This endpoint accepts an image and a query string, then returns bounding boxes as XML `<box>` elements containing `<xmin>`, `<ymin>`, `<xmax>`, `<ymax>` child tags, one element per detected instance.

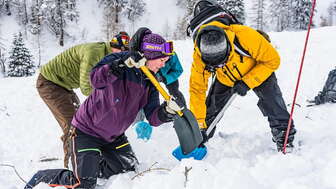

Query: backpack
<box><xmin>187</xmin><ymin>0</ymin><xmax>271</xmax><ymax>58</ymax></box>
<box><xmin>310</xmin><ymin>68</ymin><xmax>336</xmax><ymax>105</ymax></box>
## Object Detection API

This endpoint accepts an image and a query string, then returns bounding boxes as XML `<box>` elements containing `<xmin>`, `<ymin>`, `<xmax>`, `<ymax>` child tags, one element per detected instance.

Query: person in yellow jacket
<box><xmin>189</xmin><ymin>20</ymin><xmax>297</xmax><ymax>151</ymax></box>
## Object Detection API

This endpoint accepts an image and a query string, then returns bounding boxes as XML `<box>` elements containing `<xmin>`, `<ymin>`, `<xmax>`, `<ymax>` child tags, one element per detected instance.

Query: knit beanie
<box><xmin>141</xmin><ymin>33</ymin><xmax>168</xmax><ymax>60</ymax></box>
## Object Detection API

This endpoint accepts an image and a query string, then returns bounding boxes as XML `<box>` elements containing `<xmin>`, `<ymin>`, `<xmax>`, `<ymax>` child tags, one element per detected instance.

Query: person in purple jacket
<box><xmin>24</xmin><ymin>31</ymin><xmax>181</xmax><ymax>189</ymax></box>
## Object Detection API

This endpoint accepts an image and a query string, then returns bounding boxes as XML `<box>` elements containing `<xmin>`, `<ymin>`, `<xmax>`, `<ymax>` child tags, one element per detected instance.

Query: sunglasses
<box><xmin>141</xmin><ymin>41</ymin><xmax>174</xmax><ymax>55</ymax></box>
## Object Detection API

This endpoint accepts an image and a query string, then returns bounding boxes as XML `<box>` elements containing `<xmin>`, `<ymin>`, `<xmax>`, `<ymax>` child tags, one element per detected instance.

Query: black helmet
<box><xmin>193</xmin><ymin>0</ymin><xmax>215</xmax><ymax>16</ymax></box>
<box><xmin>110</xmin><ymin>31</ymin><xmax>130</xmax><ymax>51</ymax></box>
<box><xmin>196</xmin><ymin>26</ymin><xmax>231</xmax><ymax>69</ymax></box>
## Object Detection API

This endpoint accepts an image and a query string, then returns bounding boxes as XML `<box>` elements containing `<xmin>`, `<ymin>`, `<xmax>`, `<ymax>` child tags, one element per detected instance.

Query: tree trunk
<box><xmin>0</xmin><ymin>49</ymin><xmax>6</xmax><ymax>77</ymax></box>
<box><xmin>57</xmin><ymin>0</ymin><xmax>64</xmax><ymax>46</ymax></box>
<box><xmin>5</xmin><ymin>0</ymin><xmax>11</xmax><ymax>16</ymax></box>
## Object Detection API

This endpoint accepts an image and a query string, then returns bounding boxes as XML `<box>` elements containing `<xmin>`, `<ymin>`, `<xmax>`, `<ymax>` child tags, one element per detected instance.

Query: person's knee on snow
<box><xmin>25</xmin><ymin>169</ymin><xmax>78</xmax><ymax>189</ymax></box>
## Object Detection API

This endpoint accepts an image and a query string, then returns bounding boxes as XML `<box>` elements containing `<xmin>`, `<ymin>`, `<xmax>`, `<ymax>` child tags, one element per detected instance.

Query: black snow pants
<box><xmin>25</xmin><ymin>129</ymin><xmax>138</xmax><ymax>189</ymax></box>
<box><xmin>205</xmin><ymin>73</ymin><xmax>295</xmax><ymax>139</ymax></box>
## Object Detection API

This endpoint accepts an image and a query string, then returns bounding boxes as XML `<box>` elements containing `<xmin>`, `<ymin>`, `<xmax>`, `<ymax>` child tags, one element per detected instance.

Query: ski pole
<box><xmin>206</xmin><ymin>93</ymin><xmax>237</xmax><ymax>136</ymax></box>
<box><xmin>283</xmin><ymin>0</ymin><xmax>317</xmax><ymax>154</ymax></box>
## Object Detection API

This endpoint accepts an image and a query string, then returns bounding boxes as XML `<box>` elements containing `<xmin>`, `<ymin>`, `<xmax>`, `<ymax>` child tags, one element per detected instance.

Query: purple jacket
<box><xmin>72</xmin><ymin>52</ymin><xmax>163</xmax><ymax>142</ymax></box>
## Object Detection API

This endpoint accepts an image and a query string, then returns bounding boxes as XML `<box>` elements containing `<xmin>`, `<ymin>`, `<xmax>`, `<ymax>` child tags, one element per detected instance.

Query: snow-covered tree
<box><xmin>291</xmin><ymin>0</ymin><xmax>314</xmax><ymax>30</ymax></box>
<box><xmin>174</xmin><ymin>0</ymin><xmax>197</xmax><ymax>39</ymax></box>
<box><xmin>40</xmin><ymin>0</ymin><xmax>79</xmax><ymax>46</ymax></box>
<box><xmin>124</xmin><ymin>0</ymin><xmax>146</xmax><ymax>34</ymax></box>
<box><xmin>319</xmin><ymin>16</ymin><xmax>329</xmax><ymax>27</ymax></box>
<box><xmin>268</xmin><ymin>0</ymin><xmax>291</xmax><ymax>31</ymax></box>
<box><xmin>7</xmin><ymin>32</ymin><xmax>35</xmax><ymax>77</ymax></box>
<box><xmin>99</xmin><ymin>0</ymin><xmax>127</xmax><ymax>40</ymax></box>
<box><xmin>0</xmin><ymin>0</ymin><xmax>12</xmax><ymax>16</ymax></box>
<box><xmin>29</xmin><ymin>0</ymin><xmax>43</xmax><ymax>35</ymax></box>
<box><xmin>173</xmin><ymin>16</ymin><xmax>188</xmax><ymax>40</ymax></box>
<box><xmin>217</xmin><ymin>0</ymin><xmax>246</xmax><ymax>24</ymax></box>
<box><xmin>251</xmin><ymin>0</ymin><xmax>266</xmax><ymax>30</ymax></box>
<box><xmin>327</xmin><ymin>1</ymin><xmax>335</xmax><ymax>26</ymax></box>
<box><xmin>15</xmin><ymin>0</ymin><xmax>29</xmax><ymax>37</ymax></box>
<box><xmin>162</xmin><ymin>19</ymin><xmax>171</xmax><ymax>40</ymax></box>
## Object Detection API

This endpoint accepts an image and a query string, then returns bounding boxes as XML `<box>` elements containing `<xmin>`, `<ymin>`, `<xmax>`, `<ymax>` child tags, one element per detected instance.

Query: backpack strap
<box><xmin>233</xmin><ymin>37</ymin><xmax>251</xmax><ymax>60</ymax></box>
<box><xmin>232</xmin><ymin>29</ymin><xmax>271</xmax><ymax>60</ymax></box>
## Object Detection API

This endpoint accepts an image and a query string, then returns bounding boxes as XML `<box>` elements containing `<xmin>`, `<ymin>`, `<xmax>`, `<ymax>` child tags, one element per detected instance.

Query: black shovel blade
<box><xmin>173</xmin><ymin>108</ymin><xmax>203</xmax><ymax>155</ymax></box>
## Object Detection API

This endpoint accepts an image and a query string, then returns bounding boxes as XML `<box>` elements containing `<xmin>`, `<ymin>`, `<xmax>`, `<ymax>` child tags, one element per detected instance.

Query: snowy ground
<box><xmin>1</xmin><ymin>26</ymin><xmax>336</xmax><ymax>189</ymax></box>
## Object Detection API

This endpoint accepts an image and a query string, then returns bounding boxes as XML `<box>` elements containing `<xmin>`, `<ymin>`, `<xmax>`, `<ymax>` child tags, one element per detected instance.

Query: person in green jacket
<box><xmin>36</xmin><ymin>31</ymin><xmax>130</xmax><ymax>168</ymax></box>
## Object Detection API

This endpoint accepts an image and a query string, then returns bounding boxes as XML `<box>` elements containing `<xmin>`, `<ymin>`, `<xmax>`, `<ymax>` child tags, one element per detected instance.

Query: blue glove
<box><xmin>172</xmin><ymin>145</ymin><xmax>207</xmax><ymax>161</ymax></box>
<box><xmin>135</xmin><ymin>121</ymin><xmax>153</xmax><ymax>140</ymax></box>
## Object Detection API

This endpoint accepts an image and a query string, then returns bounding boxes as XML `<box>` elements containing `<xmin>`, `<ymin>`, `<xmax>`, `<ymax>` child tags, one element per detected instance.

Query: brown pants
<box><xmin>36</xmin><ymin>74</ymin><xmax>80</xmax><ymax>168</ymax></box>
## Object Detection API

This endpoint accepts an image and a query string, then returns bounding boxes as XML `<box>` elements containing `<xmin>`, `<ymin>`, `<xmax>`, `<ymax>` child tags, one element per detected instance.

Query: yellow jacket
<box><xmin>189</xmin><ymin>21</ymin><xmax>280</xmax><ymax>129</ymax></box>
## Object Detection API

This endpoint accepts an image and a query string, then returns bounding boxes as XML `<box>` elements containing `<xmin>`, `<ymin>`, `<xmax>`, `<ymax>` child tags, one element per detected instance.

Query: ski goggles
<box><xmin>141</xmin><ymin>41</ymin><xmax>174</xmax><ymax>55</ymax></box>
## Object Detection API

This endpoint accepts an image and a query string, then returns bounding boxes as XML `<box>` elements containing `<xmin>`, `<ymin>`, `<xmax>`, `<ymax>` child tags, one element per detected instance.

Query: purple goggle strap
<box><xmin>141</xmin><ymin>42</ymin><xmax>173</xmax><ymax>54</ymax></box>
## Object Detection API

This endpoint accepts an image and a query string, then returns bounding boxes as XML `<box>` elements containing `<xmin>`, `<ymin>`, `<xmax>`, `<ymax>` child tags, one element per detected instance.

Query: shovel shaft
<box><xmin>206</xmin><ymin>93</ymin><xmax>237</xmax><ymax>136</ymax></box>
<box><xmin>140</xmin><ymin>66</ymin><xmax>183</xmax><ymax>116</ymax></box>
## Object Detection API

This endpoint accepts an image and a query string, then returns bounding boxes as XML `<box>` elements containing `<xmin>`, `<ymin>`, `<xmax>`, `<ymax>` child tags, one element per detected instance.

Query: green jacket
<box><xmin>40</xmin><ymin>42</ymin><xmax>112</xmax><ymax>96</ymax></box>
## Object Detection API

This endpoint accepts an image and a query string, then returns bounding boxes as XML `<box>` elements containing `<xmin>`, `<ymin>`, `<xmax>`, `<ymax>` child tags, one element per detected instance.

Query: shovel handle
<box><xmin>139</xmin><ymin>66</ymin><xmax>183</xmax><ymax>116</ymax></box>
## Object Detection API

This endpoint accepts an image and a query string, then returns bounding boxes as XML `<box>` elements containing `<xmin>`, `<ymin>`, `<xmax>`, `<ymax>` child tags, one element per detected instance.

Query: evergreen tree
<box><xmin>174</xmin><ymin>0</ymin><xmax>197</xmax><ymax>40</ymax></box>
<box><xmin>124</xmin><ymin>0</ymin><xmax>146</xmax><ymax>33</ymax></box>
<box><xmin>1</xmin><ymin>0</ymin><xmax>12</xmax><ymax>16</ymax></box>
<box><xmin>99</xmin><ymin>0</ymin><xmax>127</xmax><ymax>40</ymax></box>
<box><xmin>268</xmin><ymin>0</ymin><xmax>290</xmax><ymax>31</ymax></box>
<box><xmin>216</xmin><ymin>0</ymin><xmax>246</xmax><ymax>24</ymax></box>
<box><xmin>29</xmin><ymin>0</ymin><xmax>43</xmax><ymax>35</ymax></box>
<box><xmin>319</xmin><ymin>16</ymin><xmax>329</xmax><ymax>27</ymax></box>
<box><xmin>7</xmin><ymin>32</ymin><xmax>36</xmax><ymax>77</ymax></box>
<box><xmin>328</xmin><ymin>1</ymin><xmax>336</xmax><ymax>26</ymax></box>
<box><xmin>173</xmin><ymin>16</ymin><xmax>188</xmax><ymax>40</ymax></box>
<box><xmin>291</xmin><ymin>0</ymin><xmax>314</xmax><ymax>30</ymax></box>
<box><xmin>40</xmin><ymin>0</ymin><xmax>79</xmax><ymax>46</ymax></box>
<box><xmin>251</xmin><ymin>0</ymin><xmax>266</xmax><ymax>30</ymax></box>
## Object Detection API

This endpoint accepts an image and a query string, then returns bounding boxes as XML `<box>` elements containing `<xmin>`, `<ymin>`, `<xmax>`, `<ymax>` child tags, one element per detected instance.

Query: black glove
<box><xmin>200</xmin><ymin>128</ymin><xmax>208</xmax><ymax>146</ymax></box>
<box><xmin>156</xmin><ymin>73</ymin><xmax>167</xmax><ymax>84</ymax></box>
<box><xmin>108</xmin><ymin>59</ymin><xmax>124</xmax><ymax>78</ymax></box>
<box><xmin>157</xmin><ymin>102</ymin><xmax>176</xmax><ymax>122</ymax></box>
<box><xmin>233</xmin><ymin>80</ymin><xmax>250</xmax><ymax>96</ymax></box>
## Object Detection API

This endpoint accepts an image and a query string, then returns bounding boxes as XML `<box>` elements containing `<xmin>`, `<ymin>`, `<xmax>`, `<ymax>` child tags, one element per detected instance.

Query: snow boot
<box><xmin>271</xmin><ymin>127</ymin><xmax>296</xmax><ymax>152</ymax></box>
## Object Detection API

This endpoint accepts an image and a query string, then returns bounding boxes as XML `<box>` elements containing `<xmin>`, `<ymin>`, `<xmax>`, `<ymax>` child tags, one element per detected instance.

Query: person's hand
<box><xmin>233</xmin><ymin>80</ymin><xmax>250</xmax><ymax>96</ymax></box>
<box><xmin>157</xmin><ymin>99</ymin><xmax>182</xmax><ymax>122</ymax></box>
<box><xmin>156</xmin><ymin>74</ymin><xmax>166</xmax><ymax>84</ymax></box>
<box><xmin>108</xmin><ymin>59</ymin><xmax>124</xmax><ymax>78</ymax></box>
<box><xmin>124</xmin><ymin>51</ymin><xmax>146</xmax><ymax>68</ymax></box>
<box><xmin>135</xmin><ymin>121</ymin><xmax>152</xmax><ymax>140</ymax></box>
<box><xmin>165</xmin><ymin>98</ymin><xmax>183</xmax><ymax>114</ymax></box>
